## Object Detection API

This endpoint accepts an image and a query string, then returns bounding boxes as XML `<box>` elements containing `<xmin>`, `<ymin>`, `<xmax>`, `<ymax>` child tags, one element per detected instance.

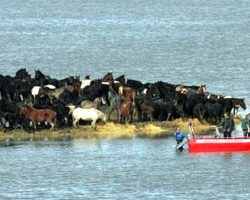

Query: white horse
<box><xmin>80</xmin><ymin>79</ymin><xmax>92</xmax><ymax>89</ymax></box>
<box><xmin>31</xmin><ymin>84</ymin><xmax>56</xmax><ymax>99</ymax></box>
<box><xmin>67</xmin><ymin>105</ymin><xmax>107</xmax><ymax>128</ymax></box>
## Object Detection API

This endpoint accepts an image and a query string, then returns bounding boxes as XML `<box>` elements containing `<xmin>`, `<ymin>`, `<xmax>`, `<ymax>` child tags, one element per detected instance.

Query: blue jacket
<box><xmin>175</xmin><ymin>131</ymin><xmax>186</xmax><ymax>143</ymax></box>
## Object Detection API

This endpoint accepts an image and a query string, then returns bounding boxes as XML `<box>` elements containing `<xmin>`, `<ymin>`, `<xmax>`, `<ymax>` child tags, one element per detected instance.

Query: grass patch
<box><xmin>0</xmin><ymin>117</ymin><xmax>242</xmax><ymax>142</ymax></box>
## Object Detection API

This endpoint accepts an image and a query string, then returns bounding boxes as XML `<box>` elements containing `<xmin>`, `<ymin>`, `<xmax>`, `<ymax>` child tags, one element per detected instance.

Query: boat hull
<box><xmin>188</xmin><ymin>137</ymin><xmax>250</xmax><ymax>153</ymax></box>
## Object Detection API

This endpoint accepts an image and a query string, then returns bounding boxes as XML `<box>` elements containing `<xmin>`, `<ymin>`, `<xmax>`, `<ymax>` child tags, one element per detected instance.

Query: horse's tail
<box><xmin>96</xmin><ymin>109</ymin><xmax>107</xmax><ymax>122</ymax></box>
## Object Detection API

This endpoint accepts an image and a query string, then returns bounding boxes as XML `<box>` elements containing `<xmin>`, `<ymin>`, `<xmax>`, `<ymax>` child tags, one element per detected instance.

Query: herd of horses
<box><xmin>0</xmin><ymin>68</ymin><xmax>247</xmax><ymax>132</ymax></box>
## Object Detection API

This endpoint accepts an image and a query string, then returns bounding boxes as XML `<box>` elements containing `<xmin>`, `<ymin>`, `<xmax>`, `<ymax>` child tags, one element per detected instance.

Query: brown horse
<box><xmin>118</xmin><ymin>86</ymin><xmax>136</xmax><ymax>102</ymax></box>
<box><xmin>71</xmin><ymin>78</ymin><xmax>81</xmax><ymax>96</ymax></box>
<box><xmin>197</xmin><ymin>84</ymin><xmax>206</xmax><ymax>95</ymax></box>
<box><xmin>119</xmin><ymin>98</ymin><xmax>134</xmax><ymax>123</ymax></box>
<box><xmin>20</xmin><ymin>105</ymin><xmax>57</xmax><ymax>131</ymax></box>
<box><xmin>102</xmin><ymin>72</ymin><xmax>114</xmax><ymax>83</ymax></box>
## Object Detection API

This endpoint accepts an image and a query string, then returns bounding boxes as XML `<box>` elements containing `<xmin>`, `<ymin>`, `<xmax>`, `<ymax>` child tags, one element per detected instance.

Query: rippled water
<box><xmin>0</xmin><ymin>0</ymin><xmax>250</xmax><ymax>199</ymax></box>
<box><xmin>0</xmin><ymin>0</ymin><xmax>249</xmax><ymax>108</ymax></box>
<box><xmin>1</xmin><ymin>139</ymin><xmax>250</xmax><ymax>199</ymax></box>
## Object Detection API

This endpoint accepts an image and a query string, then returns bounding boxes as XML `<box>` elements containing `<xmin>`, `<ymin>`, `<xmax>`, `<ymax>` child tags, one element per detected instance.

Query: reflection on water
<box><xmin>1</xmin><ymin>138</ymin><xmax>250</xmax><ymax>199</ymax></box>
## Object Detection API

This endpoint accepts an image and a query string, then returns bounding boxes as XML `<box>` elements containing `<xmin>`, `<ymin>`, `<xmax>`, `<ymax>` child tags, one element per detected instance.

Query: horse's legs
<box><xmin>48</xmin><ymin>119</ymin><xmax>55</xmax><ymax>131</ymax></box>
<box><xmin>91</xmin><ymin>119</ymin><xmax>97</xmax><ymax>129</ymax></box>
<box><xmin>120</xmin><ymin>113</ymin><xmax>124</xmax><ymax>123</ymax></box>
<box><xmin>108</xmin><ymin>107</ymin><xmax>114</xmax><ymax>121</ymax></box>
<box><xmin>150</xmin><ymin>114</ymin><xmax>153</xmax><ymax>122</ymax></box>
<box><xmin>116</xmin><ymin>107</ymin><xmax>120</xmax><ymax>122</ymax></box>
<box><xmin>130</xmin><ymin>108</ymin><xmax>134</xmax><ymax>123</ymax></box>
<box><xmin>49</xmin><ymin>122</ymin><xmax>55</xmax><ymax>131</ymax></box>
<box><xmin>32</xmin><ymin>121</ymin><xmax>37</xmax><ymax>131</ymax></box>
<box><xmin>73</xmin><ymin>118</ymin><xmax>79</xmax><ymax>128</ymax></box>
<box><xmin>166</xmin><ymin>113</ymin><xmax>171</xmax><ymax>121</ymax></box>
<box><xmin>137</xmin><ymin>110</ymin><xmax>142</xmax><ymax>122</ymax></box>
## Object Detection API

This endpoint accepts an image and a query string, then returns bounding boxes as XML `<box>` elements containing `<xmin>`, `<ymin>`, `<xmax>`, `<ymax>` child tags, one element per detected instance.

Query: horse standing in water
<box><xmin>20</xmin><ymin>105</ymin><xmax>57</xmax><ymax>131</ymax></box>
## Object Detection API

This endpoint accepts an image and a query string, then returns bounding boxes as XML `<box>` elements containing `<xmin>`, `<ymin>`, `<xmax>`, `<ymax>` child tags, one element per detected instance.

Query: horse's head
<box><xmin>93</xmin><ymin>97</ymin><xmax>102</xmax><ymax>108</ymax></box>
<box><xmin>239</xmin><ymin>98</ymin><xmax>247</xmax><ymax>110</ymax></box>
<box><xmin>71</xmin><ymin>78</ymin><xmax>81</xmax><ymax>95</ymax></box>
<box><xmin>19</xmin><ymin>106</ymin><xmax>25</xmax><ymax>115</ymax></box>
<box><xmin>146</xmin><ymin>84</ymin><xmax>161</xmax><ymax>100</ymax></box>
<box><xmin>115</xmin><ymin>75</ymin><xmax>126</xmax><ymax>85</ymax></box>
<box><xmin>225</xmin><ymin>97</ymin><xmax>247</xmax><ymax>110</ymax></box>
<box><xmin>35</xmin><ymin>70</ymin><xmax>45</xmax><ymax>80</ymax></box>
<box><xmin>176</xmin><ymin>85</ymin><xmax>189</xmax><ymax>95</ymax></box>
<box><xmin>84</xmin><ymin>75</ymin><xmax>90</xmax><ymax>79</ymax></box>
<box><xmin>197</xmin><ymin>84</ymin><xmax>206</xmax><ymax>94</ymax></box>
<box><xmin>102</xmin><ymin>72</ymin><xmax>114</xmax><ymax>82</ymax></box>
<box><xmin>66</xmin><ymin>104</ymin><xmax>76</xmax><ymax>115</ymax></box>
<box><xmin>19</xmin><ymin>105</ymin><xmax>31</xmax><ymax>115</ymax></box>
<box><xmin>15</xmin><ymin>68</ymin><xmax>31</xmax><ymax>80</ymax></box>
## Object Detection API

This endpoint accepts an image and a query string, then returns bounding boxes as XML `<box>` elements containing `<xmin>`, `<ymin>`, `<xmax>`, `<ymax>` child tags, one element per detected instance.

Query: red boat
<box><xmin>188</xmin><ymin>136</ymin><xmax>250</xmax><ymax>153</ymax></box>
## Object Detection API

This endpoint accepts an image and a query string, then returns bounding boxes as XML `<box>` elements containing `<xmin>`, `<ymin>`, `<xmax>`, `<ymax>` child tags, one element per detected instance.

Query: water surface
<box><xmin>1</xmin><ymin>139</ymin><xmax>250</xmax><ymax>199</ymax></box>
<box><xmin>0</xmin><ymin>0</ymin><xmax>250</xmax><ymax>199</ymax></box>
<box><xmin>0</xmin><ymin>0</ymin><xmax>249</xmax><ymax>111</ymax></box>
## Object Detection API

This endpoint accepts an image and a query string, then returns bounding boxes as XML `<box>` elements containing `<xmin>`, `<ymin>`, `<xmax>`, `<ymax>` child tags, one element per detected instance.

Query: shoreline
<box><xmin>0</xmin><ymin>118</ymin><xmax>232</xmax><ymax>142</ymax></box>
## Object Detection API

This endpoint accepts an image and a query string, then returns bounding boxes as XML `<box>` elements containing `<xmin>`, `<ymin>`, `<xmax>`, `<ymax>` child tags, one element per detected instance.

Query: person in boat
<box><xmin>241</xmin><ymin>113</ymin><xmax>250</xmax><ymax>137</ymax></box>
<box><xmin>217</xmin><ymin>112</ymin><xmax>235</xmax><ymax>138</ymax></box>
<box><xmin>174</xmin><ymin>127</ymin><xmax>187</xmax><ymax>150</ymax></box>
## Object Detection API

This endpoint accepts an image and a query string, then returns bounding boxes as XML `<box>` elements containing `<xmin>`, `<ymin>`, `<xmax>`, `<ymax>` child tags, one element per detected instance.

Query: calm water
<box><xmin>1</xmin><ymin>139</ymin><xmax>250</xmax><ymax>199</ymax></box>
<box><xmin>0</xmin><ymin>0</ymin><xmax>250</xmax><ymax>199</ymax></box>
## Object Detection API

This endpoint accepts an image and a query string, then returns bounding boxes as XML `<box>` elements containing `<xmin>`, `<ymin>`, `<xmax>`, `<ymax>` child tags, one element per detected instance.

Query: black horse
<box><xmin>15</xmin><ymin>68</ymin><xmax>31</xmax><ymax>80</ymax></box>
